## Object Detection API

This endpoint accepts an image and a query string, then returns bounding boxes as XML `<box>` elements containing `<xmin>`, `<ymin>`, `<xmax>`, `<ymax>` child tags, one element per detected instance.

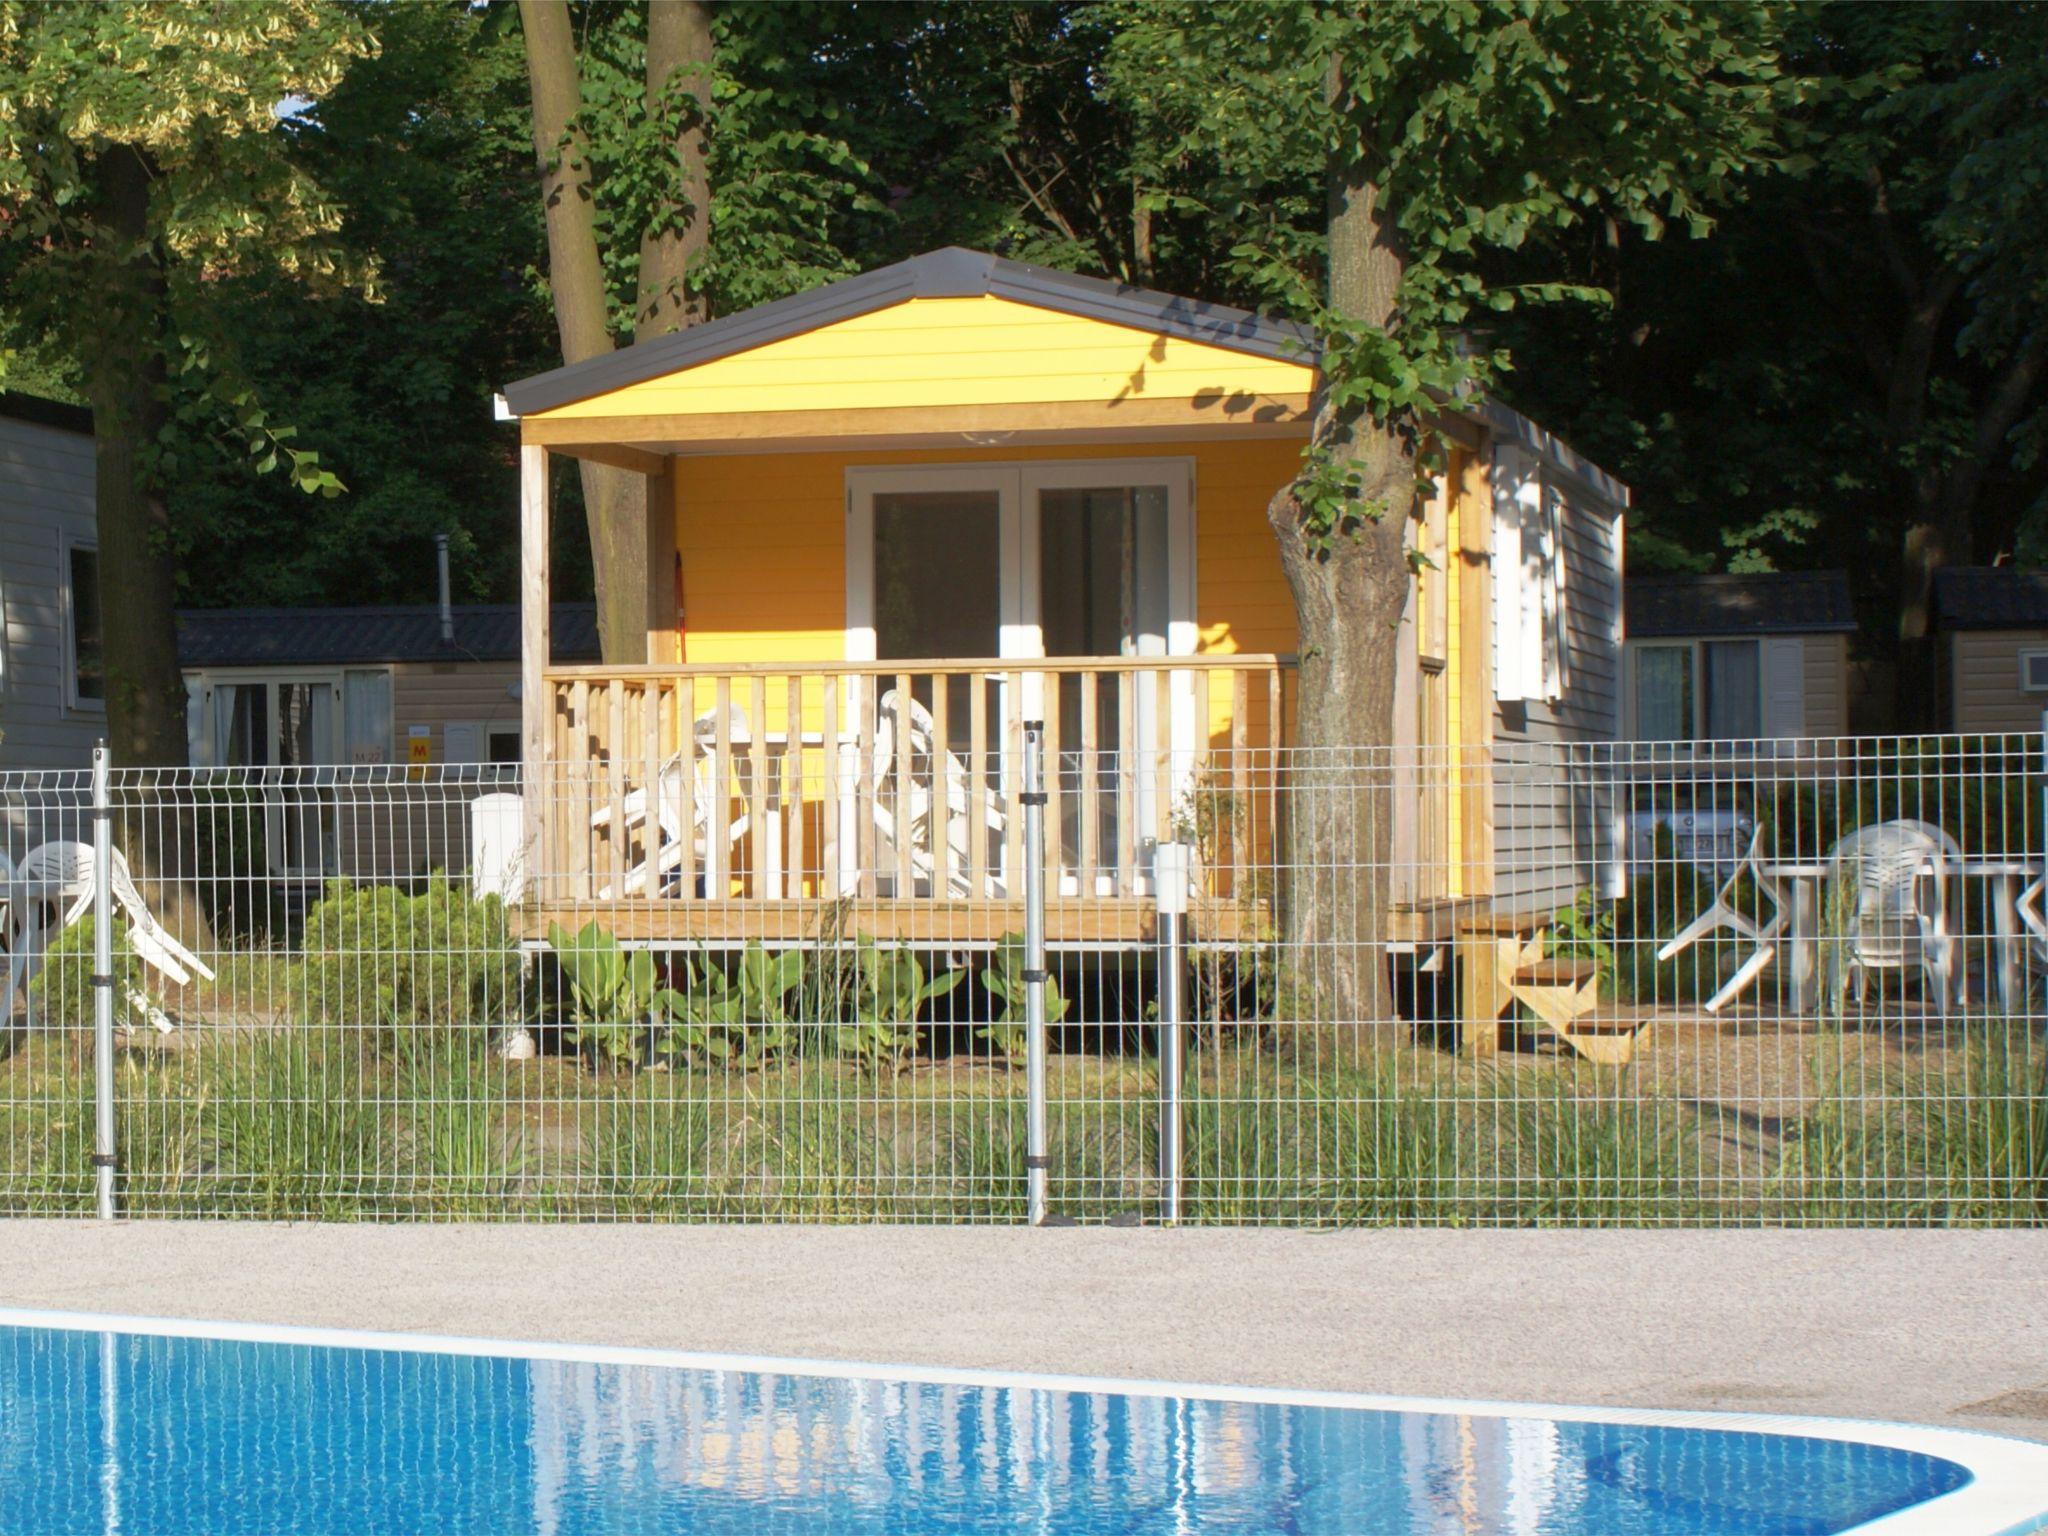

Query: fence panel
<box><xmin>0</xmin><ymin>735</ymin><xmax>2041</xmax><ymax>1224</ymax></box>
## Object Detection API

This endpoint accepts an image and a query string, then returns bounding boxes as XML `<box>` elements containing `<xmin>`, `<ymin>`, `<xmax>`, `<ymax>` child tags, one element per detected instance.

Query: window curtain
<box><xmin>1703</xmin><ymin>641</ymin><xmax>1762</xmax><ymax>740</ymax></box>
<box><xmin>343</xmin><ymin>670</ymin><xmax>393</xmax><ymax>764</ymax></box>
<box><xmin>1635</xmin><ymin>647</ymin><xmax>1691</xmax><ymax>740</ymax></box>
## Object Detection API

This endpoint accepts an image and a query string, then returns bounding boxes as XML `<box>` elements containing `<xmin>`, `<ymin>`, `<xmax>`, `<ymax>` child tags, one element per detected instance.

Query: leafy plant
<box><xmin>29</xmin><ymin>915</ymin><xmax>148</xmax><ymax>1031</ymax></box>
<box><xmin>545</xmin><ymin>920</ymin><xmax>684</xmax><ymax>1070</ymax></box>
<box><xmin>301</xmin><ymin>877</ymin><xmax>519</xmax><ymax>1031</ymax></box>
<box><xmin>976</xmin><ymin>932</ymin><xmax>1067</xmax><ymax>1062</ymax></box>
<box><xmin>1547</xmin><ymin>889</ymin><xmax>1618</xmax><ymax>991</ymax></box>
<box><xmin>838</xmin><ymin>935</ymin><xmax>960</xmax><ymax>1076</ymax></box>
<box><xmin>666</xmin><ymin>943</ymin><xmax>806</xmax><ymax>1068</ymax></box>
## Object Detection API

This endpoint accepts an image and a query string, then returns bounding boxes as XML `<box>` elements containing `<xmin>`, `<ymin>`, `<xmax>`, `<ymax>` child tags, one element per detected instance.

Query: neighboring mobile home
<box><xmin>1931</xmin><ymin>566</ymin><xmax>2048</xmax><ymax>733</ymax></box>
<box><xmin>181</xmin><ymin>603</ymin><xmax>599</xmax><ymax>774</ymax></box>
<box><xmin>500</xmin><ymin>248</ymin><xmax>1627</xmax><ymax>948</ymax></box>
<box><xmin>0</xmin><ymin>393</ymin><xmax>103</xmax><ymax>770</ymax></box>
<box><xmin>1623</xmin><ymin>571</ymin><xmax>1855</xmax><ymax>742</ymax></box>
<box><xmin>178</xmin><ymin>603</ymin><xmax>598</xmax><ymax>879</ymax></box>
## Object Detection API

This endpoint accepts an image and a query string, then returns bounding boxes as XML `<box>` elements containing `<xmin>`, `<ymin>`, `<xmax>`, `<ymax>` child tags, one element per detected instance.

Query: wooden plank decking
<box><xmin>511</xmin><ymin>896</ymin><xmax>1270</xmax><ymax>947</ymax></box>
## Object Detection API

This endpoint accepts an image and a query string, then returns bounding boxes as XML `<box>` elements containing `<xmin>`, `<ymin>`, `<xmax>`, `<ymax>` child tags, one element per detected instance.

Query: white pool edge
<box><xmin>2</xmin><ymin>1305</ymin><xmax>2043</xmax><ymax>1536</ymax></box>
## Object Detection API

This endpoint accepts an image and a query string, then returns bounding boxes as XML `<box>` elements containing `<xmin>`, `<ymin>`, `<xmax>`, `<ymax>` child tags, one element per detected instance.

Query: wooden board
<box><xmin>511</xmin><ymin>896</ymin><xmax>1268</xmax><ymax>947</ymax></box>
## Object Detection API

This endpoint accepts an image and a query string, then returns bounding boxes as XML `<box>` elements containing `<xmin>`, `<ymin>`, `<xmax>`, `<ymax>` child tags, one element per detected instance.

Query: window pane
<box><xmin>1635</xmin><ymin>647</ymin><xmax>1692</xmax><ymax>740</ymax></box>
<box><xmin>488</xmin><ymin>727</ymin><xmax>521</xmax><ymax>765</ymax></box>
<box><xmin>217</xmin><ymin>684</ymin><xmax>268</xmax><ymax>767</ymax></box>
<box><xmin>1703</xmin><ymin>640</ymin><xmax>1761</xmax><ymax>739</ymax></box>
<box><xmin>69</xmin><ymin>546</ymin><xmax>102</xmax><ymax>702</ymax></box>
<box><xmin>873</xmin><ymin>488</ymin><xmax>1001</xmax><ymax>754</ymax></box>
<box><xmin>343</xmin><ymin>670</ymin><xmax>394</xmax><ymax>764</ymax></box>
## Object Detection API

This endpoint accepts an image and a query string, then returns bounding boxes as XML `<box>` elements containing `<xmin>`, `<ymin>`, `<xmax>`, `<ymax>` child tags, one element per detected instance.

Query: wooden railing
<box><xmin>538</xmin><ymin>656</ymin><xmax>1293</xmax><ymax>907</ymax></box>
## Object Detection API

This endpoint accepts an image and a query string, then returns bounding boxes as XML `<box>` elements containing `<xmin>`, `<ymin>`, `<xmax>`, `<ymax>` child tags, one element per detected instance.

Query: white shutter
<box><xmin>1491</xmin><ymin>446</ymin><xmax>1545</xmax><ymax>702</ymax></box>
<box><xmin>443</xmin><ymin>721</ymin><xmax>483</xmax><ymax>764</ymax></box>
<box><xmin>1760</xmin><ymin>637</ymin><xmax>1806</xmax><ymax>737</ymax></box>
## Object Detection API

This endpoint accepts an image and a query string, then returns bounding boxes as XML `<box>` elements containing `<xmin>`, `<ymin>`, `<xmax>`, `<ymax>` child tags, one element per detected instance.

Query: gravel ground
<box><xmin>1</xmin><ymin>1223</ymin><xmax>2044</xmax><ymax>1442</ymax></box>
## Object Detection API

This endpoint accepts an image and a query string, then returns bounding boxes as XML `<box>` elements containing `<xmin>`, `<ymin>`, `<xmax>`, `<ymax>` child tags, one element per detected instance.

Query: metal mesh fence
<box><xmin>1</xmin><ymin>731</ymin><xmax>2044</xmax><ymax>1224</ymax></box>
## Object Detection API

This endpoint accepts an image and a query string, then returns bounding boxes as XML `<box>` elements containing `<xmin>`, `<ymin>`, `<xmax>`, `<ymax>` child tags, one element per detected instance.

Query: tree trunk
<box><xmin>1270</xmin><ymin>67</ymin><xmax>1415</xmax><ymax>1050</ymax></box>
<box><xmin>637</xmin><ymin>0</ymin><xmax>714</xmax><ymax>337</ymax></box>
<box><xmin>518</xmin><ymin>0</ymin><xmax>648</xmax><ymax>664</ymax></box>
<box><xmin>84</xmin><ymin>144</ymin><xmax>185</xmax><ymax>769</ymax></box>
<box><xmin>1896</xmin><ymin>332</ymin><xmax>2045</xmax><ymax>728</ymax></box>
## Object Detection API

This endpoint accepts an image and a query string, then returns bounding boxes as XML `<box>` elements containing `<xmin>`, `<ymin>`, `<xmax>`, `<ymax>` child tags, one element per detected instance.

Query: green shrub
<box><xmin>299</xmin><ymin>876</ymin><xmax>519</xmax><ymax>1029</ymax></box>
<box><xmin>29</xmin><ymin>915</ymin><xmax>146</xmax><ymax>1030</ymax></box>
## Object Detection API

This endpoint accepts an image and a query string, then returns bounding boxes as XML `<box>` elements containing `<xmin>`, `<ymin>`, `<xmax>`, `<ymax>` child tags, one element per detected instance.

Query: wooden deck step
<box><xmin>1456</xmin><ymin>908</ymin><xmax>1554</xmax><ymax>937</ymax></box>
<box><xmin>1513</xmin><ymin>958</ymin><xmax>1598</xmax><ymax>986</ymax></box>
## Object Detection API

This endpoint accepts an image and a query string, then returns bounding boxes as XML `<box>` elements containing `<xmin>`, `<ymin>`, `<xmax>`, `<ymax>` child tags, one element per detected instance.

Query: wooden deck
<box><xmin>509</xmin><ymin>895</ymin><xmax>1271</xmax><ymax>948</ymax></box>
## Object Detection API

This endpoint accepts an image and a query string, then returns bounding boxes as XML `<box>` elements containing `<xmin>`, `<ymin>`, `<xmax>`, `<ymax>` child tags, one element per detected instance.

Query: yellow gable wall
<box><xmin>534</xmin><ymin>296</ymin><xmax>1315</xmax><ymax>420</ymax></box>
<box><xmin>673</xmin><ymin>437</ymin><xmax>1308</xmax><ymax>671</ymax></box>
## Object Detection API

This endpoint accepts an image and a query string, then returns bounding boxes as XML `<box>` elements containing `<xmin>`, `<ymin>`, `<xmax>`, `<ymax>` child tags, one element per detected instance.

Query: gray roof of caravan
<box><xmin>502</xmin><ymin>247</ymin><xmax>1320</xmax><ymax>416</ymax></box>
<box><xmin>0</xmin><ymin>392</ymin><xmax>92</xmax><ymax>436</ymax></box>
<box><xmin>177</xmin><ymin>603</ymin><xmax>600</xmax><ymax>668</ymax></box>
<box><xmin>1932</xmin><ymin>566</ymin><xmax>2048</xmax><ymax>630</ymax></box>
<box><xmin>1626</xmin><ymin>572</ymin><xmax>1857</xmax><ymax>638</ymax></box>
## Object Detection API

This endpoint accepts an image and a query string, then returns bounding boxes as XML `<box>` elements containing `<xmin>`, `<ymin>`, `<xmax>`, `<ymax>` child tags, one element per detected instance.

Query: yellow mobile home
<box><xmin>501</xmin><ymin>249</ymin><xmax>1626</xmax><ymax>948</ymax></box>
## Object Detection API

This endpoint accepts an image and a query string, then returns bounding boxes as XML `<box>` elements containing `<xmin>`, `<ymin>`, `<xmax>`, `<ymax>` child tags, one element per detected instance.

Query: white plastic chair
<box><xmin>5</xmin><ymin>840</ymin><xmax>216</xmax><ymax>1027</ymax></box>
<box><xmin>591</xmin><ymin>706</ymin><xmax>752</xmax><ymax>898</ymax></box>
<box><xmin>870</xmin><ymin>689</ymin><xmax>1006</xmax><ymax>898</ymax></box>
<box><xmin>1823</xmin><ymin>819</ymin><xmax>1959</xmax><ymax>1014</ymax></box>
<box><xmin>1652</xmin><ymin>816</ymin><xmax>1788</xmax><ymax>1013</ymax></box>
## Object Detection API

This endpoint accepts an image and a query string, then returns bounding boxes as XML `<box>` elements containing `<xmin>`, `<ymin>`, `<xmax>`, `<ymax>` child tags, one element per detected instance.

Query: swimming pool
<box><xmin>2</xmin><ymin>1309</ymin><xmax>2044</xmax><ymax>1535</ymax></box>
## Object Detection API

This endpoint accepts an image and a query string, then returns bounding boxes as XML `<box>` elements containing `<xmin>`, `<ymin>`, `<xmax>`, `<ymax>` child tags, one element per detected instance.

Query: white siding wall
<box><xmin>1484</xmin><ymin>410</ymin><xmax>1627</xmax><ymax>912</ymax></box>
<box><xmin>0</xmin><ymin>413</ymin><xmax>101</xmax><ymax>769</ymax></box>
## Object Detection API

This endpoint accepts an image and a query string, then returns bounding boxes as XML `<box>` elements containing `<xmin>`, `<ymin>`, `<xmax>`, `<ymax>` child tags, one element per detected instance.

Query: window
<box><xmin>488</xmin><ymin>726</ymin><xmax>521</xmax><ymax>764</ymax></box>
<box><xmin>2020</xmin><ymin>650</ymin><xmax>2048</xmax><ymax>693</ymax></box>
<box><xmin>1633</xmin><ymin>639</ymin><xmax>1761</xmax><ymax>740</ymax></box>
<box><xmin>342</xmin><ymin>669</ymin><xmax>393</xmax><ymax>763</ymax></box>
<box><xmin>66</xmin><ymin>542</ymin><xmax>103</xmax><ymax>708</ymax></box>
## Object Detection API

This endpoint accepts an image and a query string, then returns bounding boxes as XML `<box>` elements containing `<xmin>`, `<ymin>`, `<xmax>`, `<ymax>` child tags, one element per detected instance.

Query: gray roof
<box><xmin>1626</xmin><ymin>572</ymin><xmax>1857</xmax><ymax>639</ymax></box>
<box><xmin>0</xmin><ymin>391</ymin><xmax>92</xmax><ymax>437</ymax></box>
<box><xmin>1932</xmin><ymin>566</ymin><xmax>2048</xmax><ymax>631</ymax></box>
<box><xmin>177</xmin><ymin>603</ymin><xmax>600</xmax><ymax>668</ymax></box>
<box><xmin>502</xmin><ymin>247</ymin><xmax>1318</xmax><ymax>416</ymax></box>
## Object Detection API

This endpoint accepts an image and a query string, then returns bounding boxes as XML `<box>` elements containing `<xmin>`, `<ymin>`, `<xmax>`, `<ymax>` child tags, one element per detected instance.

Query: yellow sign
<box><xmin>407</xmin><ymin>734</ymin><xmax>432</xmax><ymax>780</ymax></box>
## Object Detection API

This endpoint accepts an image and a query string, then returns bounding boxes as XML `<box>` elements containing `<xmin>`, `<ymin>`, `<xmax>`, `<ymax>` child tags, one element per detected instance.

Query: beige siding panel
<box><xmin>1801</xmin><ymin>634</ymin><xmax>1850</xmax><ymax>738</ymax></box>
<box><xmin>1949</xmin><ymin>629</ymin><xmax>2048</xmax><ymax>734</ymax></box>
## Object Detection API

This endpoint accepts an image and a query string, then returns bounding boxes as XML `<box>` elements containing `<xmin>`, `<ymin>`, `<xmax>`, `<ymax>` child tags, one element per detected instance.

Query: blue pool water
<box><xmin>0</xmin><ymin>1321</ymin><xmax>1991</xmax><ymax>1535</ymax></box>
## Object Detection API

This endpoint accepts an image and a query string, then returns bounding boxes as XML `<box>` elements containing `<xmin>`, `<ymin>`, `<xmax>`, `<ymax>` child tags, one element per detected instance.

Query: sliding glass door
<box><xmin>848</xmin><ymin>460</ymin><xmax>1194</xmax><ymax>894</ymax></box>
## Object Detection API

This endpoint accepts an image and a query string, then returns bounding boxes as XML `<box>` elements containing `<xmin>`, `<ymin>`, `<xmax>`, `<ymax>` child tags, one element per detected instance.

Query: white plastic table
<box><xmin>1757</xmin><ymin>856</ymin><xmax>2037</xmax><ymax>1013</ymax></box>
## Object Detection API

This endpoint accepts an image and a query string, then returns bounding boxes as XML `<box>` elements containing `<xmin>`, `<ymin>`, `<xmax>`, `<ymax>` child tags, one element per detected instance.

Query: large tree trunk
<box><xmin>1895</xmin><ymin>332</ymin><xmax>2045</xmax><ymax>729</ymax></box>
<box><xmin>1270</xmin><ymin>68</ymin><xmax>1415</xmax><ymax>1050</ymax></box>
<box><xmin>518</xmin><ymin>0</ymin><xmax>648</xmax><ymax>664</ymax></box>
<box><xmin>85</xmin><ymin>145</ymin><xmax>185</xmax><ymax>769</ymax></box>
<box><xmin>83</xmin><ymin>144</ymin><xmax>216</xmax><ymax>955</ymax></box>
<box><xmin>636</xmin><ymin>0</ymin><xmax>713</xmax><ymax>336</ymax></box>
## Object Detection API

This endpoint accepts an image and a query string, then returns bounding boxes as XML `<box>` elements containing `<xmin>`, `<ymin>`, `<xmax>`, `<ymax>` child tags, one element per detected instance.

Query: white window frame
<box><xmin>184</xmin><ymin>665</ymin><xmax>395</xmax><ymax>768</ymax></box>
<box><xmin>61</xmin><ymin>534</ymin><xmax>104</xmax><ymax>714</ymax></box>
<box><xmin>2018</xmin><ymin>649</ymin><xmax>2048</xmax><ymax>693</ymax></box>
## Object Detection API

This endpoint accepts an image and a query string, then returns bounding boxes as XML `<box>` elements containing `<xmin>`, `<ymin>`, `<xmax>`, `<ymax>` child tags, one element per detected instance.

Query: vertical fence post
<box><xmin>1022</xmin><ymin>720</ymin><xmax>1049</xmax><ymax>1226</ymax></box>
<box><xmin>90</xmin><ymin>742</ymin><xmax>117</xmax><ymax>1221</ymax></box>
<box><xmin>1154</xmin><ymin>840</ymin><xmax>1190</xmax><ymax>1226</ymax></box>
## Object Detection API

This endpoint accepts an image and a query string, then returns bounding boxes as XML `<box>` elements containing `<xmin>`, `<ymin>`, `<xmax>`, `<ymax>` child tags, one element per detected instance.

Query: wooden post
<box><xmin>520</xmin><ymin>442</ymin><xmax>551</xmax><ymax>896</ymax></box>
<box><xmin>644</xmin><ymin>458</ymin><xmax>678</xmax><ymax>664</ymax></box>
